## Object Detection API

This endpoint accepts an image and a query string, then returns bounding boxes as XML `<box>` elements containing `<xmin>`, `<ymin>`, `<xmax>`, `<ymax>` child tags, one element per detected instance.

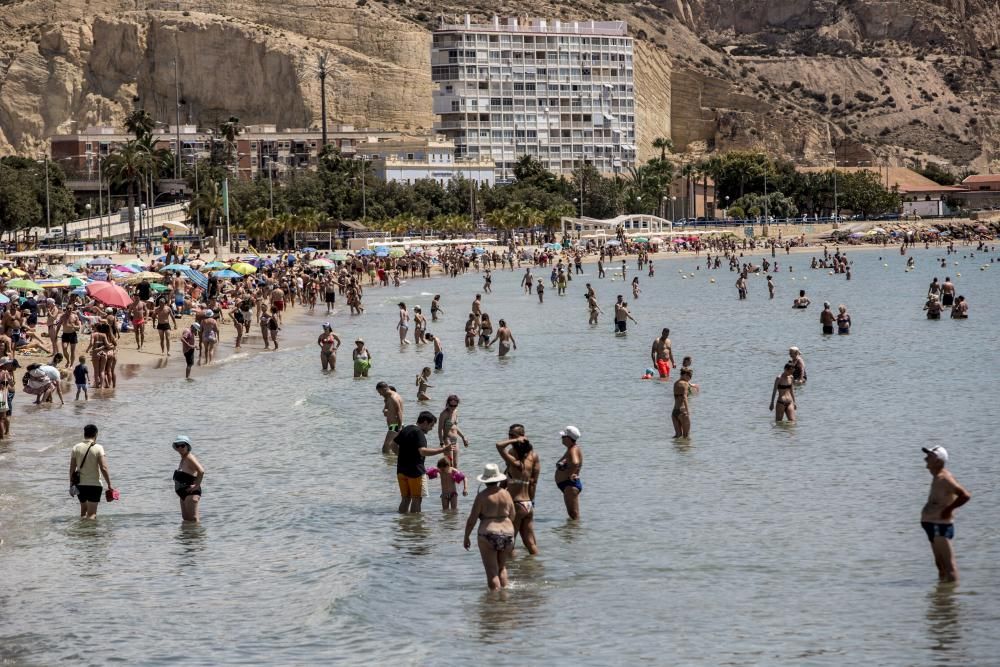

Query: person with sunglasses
<box><xmin>172</xmin><ymin>436</ymin><xmax>204</xmax><ymax>523</ymax></box>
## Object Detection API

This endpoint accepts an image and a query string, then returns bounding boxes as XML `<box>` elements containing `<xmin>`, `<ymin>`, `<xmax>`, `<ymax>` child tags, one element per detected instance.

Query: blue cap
<box><xmin>173</xmin><ymin>435</ymin><xmax>192</xmax><ymax>447</ymax></box>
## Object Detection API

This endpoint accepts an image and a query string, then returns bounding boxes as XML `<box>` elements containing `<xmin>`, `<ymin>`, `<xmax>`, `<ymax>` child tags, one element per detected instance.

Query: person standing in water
<box><xmin>613</xmin><ymin>298</ymin><xmax>637</xmax><ymax>334</ymax></box>
<box><xmin>438</xmin><ymin>394</ymin><xmax>469</xmax><ymax>467</ymax></box>
<box><xmin>396</xmin><ymin>411</ymin><xmax>451</xmax><ymax>514</ymax></box>
<box><xmin>554</xmin><ymin>426</ymin><xmax>583</xmax><ymax>520</ymax></box>
<box><xmin>377</xmin><ymin>381</ymin><xmax>404</xmax><ymax>454</ymax></box>
<box><xmin>488</xmin><ymin>319</ymin><xmax>517</xmax><ymax>358</ymax></box>
<box><xmin>352</xmin><ymin>338</ymin><xmax>372</xmax><ymax>377</ymax></box>
<box><xmin>396</xmin><ymin>302</ymin><xmax>410</xmax><ymax>345</ymax></box>
<box><xmin>920</xmin><ymin>446</ymin><xmax>971</xmax><ymax>582</ymax></box>
<box><xmin>318</xmin><ymin>323</ymin><xmax>341</xmax><ymax>371</ymax></box>
<box><xmin>69</xmin><ymin>424</ymin><xmax>113</xmax><ymax>520</ymax></box>
<box><xmin>650</xmin><ymin>328</ymin><xmax>675</xmax><ymax>379</ymax></box>
<box><xmin>496</xmin><ymin>425</ymin><xmax>540</xmax><ymax>555</ymax></box>
<box><xmin>837</xmin><ymin>305</ymin><xmax>852</xmax><ymax>334</ymax></box>
<box><xmin>820</xmin><ymin>302</ymin><xmax>835</xmax><ymax>335</ymax></box>
<box><xmin>769</xmin><ymin>363</ymin><xmax>797</xmax><ymax>422</ymax></box>
<box><xmin>789</xmin><ymin>347</ymin><xmax>807</xmax><ymax>384</ymax></box>
<box><xmin>171</xmin><ymin>435</ymin><xmax>204</xmax><ymax>523</ymax></box>
<box><xmin>941</xmin><ymin>277</ymin><xmax>956</xmax><ymax>308</ymax></box>
<box><xmin>463</xmin><ymin>463</ymin><xmax>515</xmax><ymax>590</ymax></box>
<box><xmin>425</xmin><ymin>332</ymin><xmax>444</xmax><ymax>371</ymax></box>
<box><xmin>767</xmin><ymin>275</ymin><xmax>775</xmax><ymax>299</ymax></box>
<box><xmin>672</xmin><ymin>369</ymin><xmax>692</xmax><ymax>438</ymax></box>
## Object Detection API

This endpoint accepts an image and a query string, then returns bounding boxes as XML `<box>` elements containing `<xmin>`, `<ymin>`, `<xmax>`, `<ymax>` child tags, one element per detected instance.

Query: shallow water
<box><xmin>2</xmin><ymin>247</ymin><xmax>999</xmax><ymax>665</ymax></box>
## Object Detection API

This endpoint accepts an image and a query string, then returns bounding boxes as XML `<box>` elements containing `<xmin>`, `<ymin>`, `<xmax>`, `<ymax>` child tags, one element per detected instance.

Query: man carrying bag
<box><xmin>69</xmin><ymin>424</ymin><xmax>115</xmax><ymax>520</ymax></box>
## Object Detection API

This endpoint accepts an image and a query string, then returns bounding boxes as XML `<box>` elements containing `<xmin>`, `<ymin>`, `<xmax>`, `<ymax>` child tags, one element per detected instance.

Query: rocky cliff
<box><xmin>0</xmin><ymin>0</ymin><xmax>997</xmax><ymax>170</ymax></box>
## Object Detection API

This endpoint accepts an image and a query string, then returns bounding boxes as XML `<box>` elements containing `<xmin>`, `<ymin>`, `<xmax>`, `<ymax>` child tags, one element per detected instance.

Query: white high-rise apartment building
<box><xmin>432</xmin><ymin>16</ymin><xmax>636</xmax><ymax>183</ymax></box>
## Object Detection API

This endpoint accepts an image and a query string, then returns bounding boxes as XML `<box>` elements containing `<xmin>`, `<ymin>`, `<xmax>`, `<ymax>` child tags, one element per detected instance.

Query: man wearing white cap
<box><xmin>555</xmin><ymin>426</ymin><xmax>583</xmax><ymax>520</ymax></box>
<box><xmin>920</xmin><ymin>446</ymin><xmax>971</xmax><ymax>583</ymax></box>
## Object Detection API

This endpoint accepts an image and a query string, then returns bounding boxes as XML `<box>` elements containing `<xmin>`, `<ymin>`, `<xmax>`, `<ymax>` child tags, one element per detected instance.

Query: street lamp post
<box><xmin>723</xmin><ymin>195</ymin><xmax>729</xmax><ymax>220</ymax></box>
<box><xmin>670</xmin><ymin>195</ymin><xmax>676</xmax><ymax>222</ymax></box>
<box><xmin>660</xmin><ymin>195</ymin><xmax>668</xmax><ymax>219</ymax></box>
<box><xmin>44</xmin><ymin>154</ymin><xmax>51</xmax><ymax>233</ymax></box>
<box><xmin>173</xmin><ymin>58</ymin><xmax>182</xmax><ymax>179</ymax></box>
<box><xmin>84</xmin><ymin>203</ymin><xmax>91</xmax><ymax>241</ymax></box>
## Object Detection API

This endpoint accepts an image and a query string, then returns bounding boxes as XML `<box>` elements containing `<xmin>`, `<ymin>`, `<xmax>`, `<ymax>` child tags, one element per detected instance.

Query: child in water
<box><xmin>681</xmin><ymin>356</ymin><xmax>700</xmax><ymax>394</ymax></box>
<box><xmin>416</xmin><ymin>367</ymin><xmax>432</xmax><ymax>401</ymax></box>
<box><xmin>426</xmin><ymin>457</ymin><xmax>467</xmax><ymax>510</ymax></box>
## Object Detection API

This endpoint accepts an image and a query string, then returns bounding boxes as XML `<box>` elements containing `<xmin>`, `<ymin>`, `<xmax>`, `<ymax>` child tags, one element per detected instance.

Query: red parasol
<box><xmin>85</xmin><ymin>281</ymin><xmax>132</xmax><ymax>308</ymax></box>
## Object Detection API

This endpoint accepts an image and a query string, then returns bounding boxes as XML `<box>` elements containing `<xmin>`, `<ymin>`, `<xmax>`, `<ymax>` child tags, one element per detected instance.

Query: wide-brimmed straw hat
<box><xmin>476</xmin><ymin>463</ymin><xmax>506</xmax><ymax>484</ymax></box>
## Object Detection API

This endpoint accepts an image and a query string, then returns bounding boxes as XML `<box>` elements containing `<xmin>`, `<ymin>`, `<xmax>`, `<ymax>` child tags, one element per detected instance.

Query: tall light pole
<box><xmin>671</xmin><ymin>195</ymin><xmax>676</xmax><ymax>222</ymax></box>
<box><xmin>173</xmin><ymin>58</ymin><xmax>182</xmax><ymax>179</ymax></box>
<box><xmin>828</xmin><ymin>151</ymin><xmax>839</xmax><ymax>222</ymax></box>
<box><xmin>44</xmin><ymin>154</ymin><xmax>51</xmax><ymax>233</ymax></box>
<box><xmin>318</xmin><ymin>52</ymin><xmax>329</xmax><ymax>150</ymax></box>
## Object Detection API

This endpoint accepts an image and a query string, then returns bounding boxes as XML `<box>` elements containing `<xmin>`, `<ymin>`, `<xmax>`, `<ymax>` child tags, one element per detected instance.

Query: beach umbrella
<box><xmin>849</xmin><ymin>232</ymin><xmax>864</xmax><ymax>239</ymax></box>
<box><xmin>88</xmin><ymin>257</ymin><xmax>114</xmax><ymax>266</ymax></box>
<box><xmin>389</xmin><ymin>248</ymin><xmax>406</xmax><ymax>258</ymax></box>
<box><xmin>204</xmin><ymin>261</ymin><xmax>230</xmax><ymax>269</ymax></box>
<box><xmin>375</xmin><ymin>245</ymin><xmax>390</xmax><ymax>253</ymax></box>
<box><xmin>357</xmin><ymin>248</ymin><xmax>374</xmax><ymax>256</ymax></box>
<box><xmin>375</xmin><ymin>249</ymin><xmax>389</xmax><ymax>258</ymax></box>
<box><xmin>309</xmin><ymin>258</ymin><xmax>335</xmax><ymax>268</ymax></box>
<box><xmin>160</xmin><ymin>263</ymin><xmax>189</xmax><ymax>272</ymax></box>
<box><xmin>124</xmin><ymin>272</ymin><xmax>165</xmax><ymax>285</ymax></box>
<box><xmin>633</xmin><ymin>237</ymin><xmax>649</xmax><ymax>243</ymax></box>
<box><xmin>975</xmin><ymin>224</ymin><xmax>989</xmax><ymax>233</ymax></box>
<box><xmin>605</xmin><ymin>240</ymin><xmax>621</xmax><ymax>246</ymax></box>
<box><xmin>545</xmin><ymin>242</ymin><xmax>562</xmax><ymax>250</ymax></box>
<box><xmin>212</xmin><ymin>269</ymin><xmax>242</xmax><ymax>279</ymax></box>
<box><xmin>5</xmin><ymin>278</ymin><xmax>43</xmax><ymax>291</ymax></box>
<box><xmin>4</xmin><ymin>268</ymin><xmax>28</xmax><ymax>277</ymax></box>
<box><xmin>86</xmin><ymin>281</ymin><xmax>132</xmax><ymax>308</ymax></box>
<box><xmin>186</xmin><ymin>259</ymin><xmax>206</xmax><ymax>269</ymax></box>
<box><xmin>114</xmin><ymin>265</ymin><xmax>139</xmax><ymax>273</ymax></box>
<box><xmin>150</xmin><ymin>283</ymin><xmax>170</xmax><ymax>293</ymax></box>
<box><xmin>230</xmin><ymin>262</ymin><xmax>258</xmax><ymax>275</ymax></box>
<box><xmin>473</xmin><ymin>247</ymin><xmax>486</xmax><ymax>254</ymax></box>
<box><xmin>940</xmin><ymin>230</ymin><xmax>951</xmax><ymax>236</ymax></box>
<box><xmin>0</xmin><ymin>294</ymin><xmax>9</xmax><ymax>304</ymax></box>
<box><xmin>161</xmin><ymin>220</ymin><xmax>190</xmax><ymax>233</ymax></box>
<box><xmin>301</xmin><ymin>247</ymin><xmax>317</xmax><ymax>253</ymax></box>
<box><xmin>871</xmin><ymin>227</ymin><xmax>888</xmax><ymax>234</ymax></box>
<box><xmin>330</xmin><ymin>251</ymin><xmax>350</xmax><ymax>261</ymax></box>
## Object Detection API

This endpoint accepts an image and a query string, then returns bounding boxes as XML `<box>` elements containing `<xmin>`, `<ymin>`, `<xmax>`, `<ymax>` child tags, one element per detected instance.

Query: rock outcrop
<box><xmin>0</xmin><ymin>0</ymin><xmax>996</xmax><ymax>170</ymax></box>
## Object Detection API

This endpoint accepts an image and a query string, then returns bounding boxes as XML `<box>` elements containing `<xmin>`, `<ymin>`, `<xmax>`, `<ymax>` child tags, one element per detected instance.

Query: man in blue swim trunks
<box><xmin>920</xmin><ymin>446</ymin><xmax>971</xmax><ymax>583</ymax></box>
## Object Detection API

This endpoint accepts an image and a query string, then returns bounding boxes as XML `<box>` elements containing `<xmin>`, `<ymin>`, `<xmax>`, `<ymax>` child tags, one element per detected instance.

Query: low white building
<box><xmin>358</xmin><ymin>135</ymin><xmax>495</xmax><ymax>187</ymax></box>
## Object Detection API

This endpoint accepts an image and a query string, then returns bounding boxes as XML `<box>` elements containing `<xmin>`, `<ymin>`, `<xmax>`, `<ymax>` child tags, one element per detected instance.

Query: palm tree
<box><xmin>190</xmin><ymin>180</ymin><xmax>225</xmax><ymax>242</ymax></box>
<box><xmin>103</xmin><ymin>140</ymin><xmax>153</xmax><ymax>243</ymax></box>
<box><xmin>243</xmin><ymin>207</ymin><xmax>279</xmax><ymax>248</ymax></box>
<box><xmin>484</xmin><ymin>209</ymin><xmax>509</xmax><ymax>240</ymax></box>
<box><xmin>680</xmin><ymin>162</ymin><xmax>698</xmax><ymax>220</ymax></box>
<box><xmin>218</xmin><ymin>116</ymin><xmax>244</xmax><ymax>166</ymax></box>
<box><xmin>652</xmin><ymin>137</ymin><xmax>674</xmax><ymax>162</ymax></box>
<box><xmin>124</xmin><ymin>109</ymin><xmax>155</xmax><ymax>141</ymax></box>
<box><xmin>542</xmin><ymin>204</ymin><xmax>575</xmax><ymax>237</ymax></box>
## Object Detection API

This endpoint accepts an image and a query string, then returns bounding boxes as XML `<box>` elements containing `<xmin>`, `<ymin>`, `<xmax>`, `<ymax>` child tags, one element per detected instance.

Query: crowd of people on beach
<box><xmin>5</xmin><ymin>228</ymin><xmax>982</xmax><ymax>589</ymax></box>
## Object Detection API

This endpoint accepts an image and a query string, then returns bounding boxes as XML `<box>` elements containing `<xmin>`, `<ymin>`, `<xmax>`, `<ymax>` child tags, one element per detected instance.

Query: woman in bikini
<box><xmin>463</xmin><ymin>463</ymin><xmax>515</xmax><ymax>591</ymax></box>
<box><xmin>672</xmin><ymin>369</ymin><xmax>692</xmax><ymax>438</ymax></box>
<box><xmin>86</xmin><ymin>322</ymin><xmax>110</xmax><ymax>389</ymax></box>
<box><xmin>496</xmin><ymin>429</ymin><xmax>539</xmax><ymax>555</ymax></box>
<box><xmin>554</xmin><ymin>426</ymin><xmax>583</xmax><ymax>520</ymax></box>
<box><xmin>769</xmin><ymin>362</ymin><xmax>797</xmax><ymax>422</ymax></box>
<box><xmin>317</xmin><ymin>323</ymin><xmax>341</xmax><ymax>371</ymax></box>
<box><xmin>0</xmin><ymin>362</ymin><xmax>12</xmax><ymax>438</ymax></box>
<box><xmin>836</xmin><ymin>304</ymin><xmax>852</xmax><ymax>334</ymax></box>
<box><xmin>464</xmin><ymin>313</ymin><xmax>477</xmax><ymax>348</ymax></box>
<box><xmin>478</xmin><ymin>313</ymin><xmax>493</xmax><ymax>347</ymax></box>
<box><xmin>396</xmin><ymin>302</ymin><xmax>410</xmax><ymax>345</ymax></box>
<box><xmin>438</xmin><ymin>394</ymin><xmax>469</xmax><ymax>467</ymax></box>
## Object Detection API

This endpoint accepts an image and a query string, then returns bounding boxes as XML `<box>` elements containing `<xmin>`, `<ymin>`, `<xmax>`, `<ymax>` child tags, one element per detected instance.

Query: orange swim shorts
<box><xmin>656</xmin><ymin>359</ymin><xmax>671</xmax><ymax>378</ymax></box>
<box><xmin>397</xmin><ymin>473</ymin><xmax>422</xmax><ymax>498</ymax></box>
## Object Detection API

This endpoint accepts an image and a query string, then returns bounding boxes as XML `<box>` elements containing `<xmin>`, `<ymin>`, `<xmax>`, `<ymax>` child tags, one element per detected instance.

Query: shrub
<box><xmin>855</xmin><ymin>90</ymin><xmax>875</xmax><ymax>103</ymax></box>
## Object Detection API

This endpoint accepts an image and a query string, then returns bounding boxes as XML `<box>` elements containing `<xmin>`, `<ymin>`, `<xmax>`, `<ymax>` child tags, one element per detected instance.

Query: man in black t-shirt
<box><xmin>395</xmin><ymin>411</ymin><xmax>452</xmax><ymax>513</ymax></box>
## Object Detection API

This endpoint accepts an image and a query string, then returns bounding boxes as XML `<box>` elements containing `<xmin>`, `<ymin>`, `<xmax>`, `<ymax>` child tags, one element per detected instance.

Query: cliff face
<box><xmin>0</xmin><ymin>0</ymin><xmax>996</xmax><ymax>169</ymax></box>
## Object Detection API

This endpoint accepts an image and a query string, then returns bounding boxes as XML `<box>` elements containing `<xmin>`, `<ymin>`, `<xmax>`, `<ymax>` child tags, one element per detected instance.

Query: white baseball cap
<box><xmin>922</xmin><ymin>446</ymin><xmax>948</xmax><ymax>464</ymax></box>
<box><xmin>560</xmin><ymin>425</ymin><xmax>581</xmax><ymax>441</ymax></box>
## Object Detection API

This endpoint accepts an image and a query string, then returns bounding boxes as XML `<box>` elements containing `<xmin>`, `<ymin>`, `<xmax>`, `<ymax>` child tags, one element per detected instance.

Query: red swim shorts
<box><xmin>273</xmin><ymin>300</ymin><xmax>284</xmax><ymax>312</ymax></box>
<box><xmin>656</xmin><ymin>359</ymin><xmax>671</xmax><ymax>378</ymax></box>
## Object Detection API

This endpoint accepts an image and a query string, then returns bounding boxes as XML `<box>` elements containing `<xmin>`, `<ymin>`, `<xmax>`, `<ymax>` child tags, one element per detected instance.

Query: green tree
<box><xmin>190</xmin><ymin>179</ymin><xmax>225</xmax><ymax>241</ymax></box>
<box><xmin>124</xmin><ymin>109</ymin><xmax>155</xmax><ymax>141</ymax></box>
<box><xmin>242</xmin><ymin>207</ymin><xmax>279</xmax><ymax>247</ymax></box>
<box><xmin>652</xmin><ymin>137</ymin><xmax>674</xmax><ymax>161</ymax></box>
<box><xmin>103</xmin><ymin>141</ymin><xmax>153</xmax><ymax>242</ymax></box>
<box><xmin>0</xmin><ymin>161</ymin><xmax>43</xmax><ymax>233</ymax></box>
